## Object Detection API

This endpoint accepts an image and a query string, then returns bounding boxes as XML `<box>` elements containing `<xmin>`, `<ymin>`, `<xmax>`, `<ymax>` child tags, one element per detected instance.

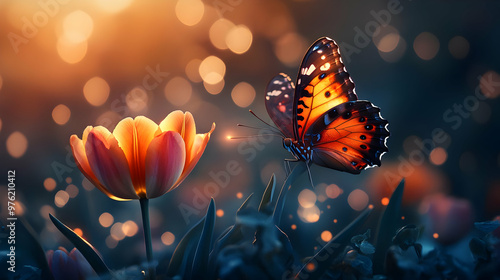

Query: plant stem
<box><xmin>140</xmin><ymin>198</ymin><xmax>155</xmax><ymax>279</ymax></box>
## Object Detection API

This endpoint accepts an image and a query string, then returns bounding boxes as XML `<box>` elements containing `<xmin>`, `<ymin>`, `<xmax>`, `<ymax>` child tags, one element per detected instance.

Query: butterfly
<box><xmin>264</xmin><ymin>37</ymin><xmax>389</xmax><ymax>174</ymax></box>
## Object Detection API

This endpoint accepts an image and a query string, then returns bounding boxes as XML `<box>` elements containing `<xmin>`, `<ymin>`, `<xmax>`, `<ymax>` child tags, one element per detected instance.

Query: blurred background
<box><xmin>0</xmin><ymin>0</ymin><xmax>499</xmax><ymax>269</ymax></box>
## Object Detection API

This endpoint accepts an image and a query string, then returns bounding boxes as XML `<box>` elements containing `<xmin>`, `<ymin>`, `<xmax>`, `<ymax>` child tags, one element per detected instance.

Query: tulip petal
<box><xmin>51</xmin><ymin>250</ymin><xmax>79</xmax><ymax>280</ymax></box>
<box><xmin>86</xmin><ymin>128</ymin><xmax>138</xmax><ymax>199</ymax></box>
<box><xmin>172</xmin><ymin>123</ymin><xmax>215</xmax><ymax>190</ymax></box>
<box><xmin>113</xmin><ymin>117</ymin><xmax>158</xmax><ymax>197</ymax></box>
<box><xmin>70</xmin><ymin>127</ymin><xmax>118</xmax><ymax>200</ymax></box>
<box><xmin>145</xmin><ymin>131</ymin><xmax>186</xmax><ymax>198</ymax></box>
<box><xmin>159</xmin><ymin>110</ymin><xmax>196</xmax><ymax>149</ymax></box>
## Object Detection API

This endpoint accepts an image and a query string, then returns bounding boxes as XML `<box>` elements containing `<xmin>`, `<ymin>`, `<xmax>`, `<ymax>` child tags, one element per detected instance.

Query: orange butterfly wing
<box><xmin>294</xmin><ymin>37</ymin><xmax>357</xmax><ymax>140</ymax></box>
<box><xmin>305</xmin><ymin>101</ymin><xmax>389</xmax><ymax>174</ymax></box>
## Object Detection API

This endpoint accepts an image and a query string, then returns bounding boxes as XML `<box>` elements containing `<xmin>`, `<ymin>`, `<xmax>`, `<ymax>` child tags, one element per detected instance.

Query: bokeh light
<box><xmin>54</xmin><ymin>190</ymin><xmax>70</xmax><ymax>208</ymax></box>
<box><xmin>429</xmin><ymin>147</ymin><xmax>447</xmax><ymax>165</ymax></box>
<box><xmin>321</xmin><ymin>230</ymin><xmax>332</xmax><ymax>242</ymax></box>
<box><xmin>73</xmin><ymin>228</ymin><xmax>83</xmax><ymax>237</ymax></box>
<box><xmin>44</xmin><ymin>178</ymin><xmax>57</xmax><ymax>192</ymax></box>
<box><xmin>106</xmin><ymin>236</ymin><xmax>118</xmax><ymax>249</ymax></box>
<box><xmin>373</xmin><ymin>25</ymin><xmax>400</xmax><ymax>53</ymax></box>
<box><xmin>99</xmin><ymin>212</ymin><xmax>114</xmax><ymax>228</ymax></box>
<box><xmin>199</xmin><ymin>56</ymin><xmax>226</xmax><ymax>85</ymax></box>
<box><xmin>39</xmin><ymin>205</ymin><xmax>55</xmax><ymax>219</ymax></box>
<box><xmin>185</xmin><ymin>59</ymin><xmax>203</xmax><ymax>83</ymax></box>
<box><xmin>413</xmin><ymin>32</ymin><xmax>440</xmax><ymax>60</ymax></box>
<box><xmin>176</xmin><ymin>0</ymin><xmax>204</xmax><ymax>26</ymax></box>
<box><xmin>275</xmin><ymin>33</ymin><xmax>308</xmax><ymax>67</ymax></box>
<box><xmin>110</xmin><ymin>222</ymin><xmax>125</xmax><ymax>241</ymax></box>
<box><xmin>83</xmin><ymin>77</ymin><xmax>110</xmax><ymax>106</ymax></box>
<box><xmin>347</xmin><ymin>189</ymin><xmax>369</xmax><ymax>211</ymax></box>
<box><xmin>164</xmin><ymin>77</ymin><xmax>192</xmax><ymax>106</ymax></box>
<box><xmin>381</xmin><ymin>197</ymin><xmax>389</xmax><ymax>206</ymax></box>
<box><xmin>52</xmin><ymin>104</ymin><xmax>71</xmax><ymax>125</ymax></box>
<box><xmin>92</xmin><ymin>0</ymin><xmax>133</xmax><ymax>14</ymax></box>
<box><xmin>161</xmin><ymin>231</ymin><xmax>175</xmax><ymax>246</ymax></box>
<box><xmin>6</xmin><ymin>131</ymin><xmax>28</xmax><ymax>158</ymax></box>
<box><xmin>298</xmin><ymin>189</ymin><xmax>317</xmax><ymax>208</ymax></box>
<box><xmin>65</xmin><ymin>184</ymin><xmax>79</xmax><ymax>198</ymax></box>
<box><xmin>226</xmin><ymin>25</ymin><xmax>253</xmax><ymax>54</ymax></box>
<box><xmin>204</xmin><ymin>79</ymin><xmax>224</xmax><ymax>95</ymax></box>
<box><xmin>448</xmin><ymin>36</ymin><xmax>469</xmax><ymax>59</ymax></box>
<box><xmin>62</xmin><ymin>10</ymin><xmax>94</xmax><ymax>43</ymax></box>
<box><xmin>216</xmin><ymin>209</ymin><xmax>224</xmax><ymax>217</ymax></box>
<box><xmin>209</xmin><ymin>19</ymin><xmax>235</xmax><ymax>50</ymax></box>
<box><xmin>57</xmin><ymin>37</ymin><xmax>87</xmax><ymax>64</ymax></box>
<box><xmin>236</xmin><ymin>192</ymin><xmax>243</xmax><ymax>199</ymax></box>
<box><xmin>298</xmin><ymin>205</ymin><xmax>320</xmax><ymax>223</ymax></box>
<box><xmin>231</xmin><ymin>82</ymin><xmax>256</xmax><ymax>108</ymax></box>
<box><xmin>325</xmin><ymin>184</ymin><xmax>342</xmax><ymax>199</ymax></box>
<box><xmin>122</xmin><ymin>220</ymin><xmax>139</xmax><ymax>237</ymax></box>
<box><xmin>126</xmin><ymin>87</ymin><xmax>148</xmax><ymax>112</ymax></box>
<box><xmin>479</xmin><ymin>71</ymin><xmax>500</xmax><ymax>99</ymax></box>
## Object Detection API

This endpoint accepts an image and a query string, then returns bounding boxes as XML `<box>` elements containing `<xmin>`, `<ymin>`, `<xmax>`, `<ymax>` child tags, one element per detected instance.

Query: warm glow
<box><xmin>321</xmin><ymin>230</ymin><xmax>332</xmax><ymax>242</ymax></box>
<box><xmin>236</xmin><ymin>192</ymin><xmax>243</xmax><ymax>199</ymax></box>
<box><xmin>306</xmin><ymin>263</ymin><xmax>315</xmax><ymax>272</ymax></box>
<box><xmin>65</xmin><ymin>184</ymin><xmax>79</xmax><ymax>198</ymax></box>
<box><xmin>6</xmin><ymin>131</ymin><xmax>28</xmax><ymax>158</ymax></box>
<box><xmin>122</xmin><ymin>220</ymin><xmax>139</xmax><ymax>237</ymax></box>
<box><xmin>275</xmin><ymin>33</ymin><xmax>307</xmax><ymax>67</ymax></box>
<box><xmin>204</xmin><ymin>79</ymin><xmax>225</xmax><ymax>95</ymax></box>
<box><xmin>381</xmin><ymin>197</ymin><xmax>390</xmax><ymax>206</ymax></box>
<box><xmin>216</xmin><ymin>209</ymin><xmax>224</xmax><ymax>217</ymax></box>
<box><xmin>39</xmin><ymin>205</ymin><xmax>55</xmax><ymax>219</ymax></box>
<box><xmin>298</xmin><ymin>205</ymin><xmax>320</xmax><ymax>223</ymax></box>
<box><xmin>66</xmin><ymin>177</ymin><xmax>72</xmax><ymax>184</ymax></box>
<box><xmin>433</xmin><ymin>233</ymin><xmax>439</xmax><ymax>239</ymax></box>
<box><xmin>209</xmin><ymin>19</ymin><xmax>235</xmax><ymax>50</ymax></box>
<box><xmin>52</xmin><ymin>104</ymin><xmax>71</xmax><ymax>125</ymax></box>
<box><xmin>73</xmin><ymin>228</ymin><xmax>83</xmax><ymax>237</ymax></box>
<box><xmin>99</xmin><ymin>212</ymin><xmax>114</xmax><ymax>228</ymax></box>
<box><xmin>185</xmin><ymin>59</ymin><xmax>203</xmax><ymax>83</ymax></box>
<box><xmin>377</xmin><ymin>33</ymin><xmax>400</xmax><ymax>53</ymax></box>
<box><xmin>480</xmin><ymin>71</ymin><xmax>500</xmax><ymax>99</ymax></box>
<box><xmin>105</xmin><ymin>236</ymin><xmax>118</xmax><ymax>249</ymax></box>
<box><xmin>83</xmin><ymin>77</ymin><xmax>110</xmax><ymax>106</ymax></box>
<box><xmin>298</xmin><ymin>189</ymin><xmax>317</xmax><ymax>208</ymax></box>
<box><xmin>430</xmin><ymin>147</ymin><xmax>447</xmax><ymax>165</ymax></box>
<box><xmin>413</xmin><ymin>32</ymin><xmax>440</xmax><ymax>60</ymax></box>
<box><xmin>231</xmin><ymin>82</ymin><xmax>256</xmax><ymax>108</ymax></box>
<box><xmin>57</xmin><ymin>37</ymin><xmax>87</xmax><ymax>64</ymax></box>
<box><xmin>199</xmin><ymin>56</ymin><xmax>226</xmax><ymax>85</ymax></box>
<box><xmin>161</xmin><ymin>231</ymin><xmax>175</xmax><ymax>246</ymax></box>
<box><xmin>325</xmin><ymin>184</ymin><xmax>342</xmax><ymax>199</ymax></box>
<box><xmin>44</xmin><ymin>178</ymin><xmax>57</xmax><ymax>192</ymax></box>
<box><xmin>164</xmin><ymin>77</ymin><xmax>192</xmax><ymax>106</ymax></box>
<box><xmin>0</xmin><ymin>118</ymin><xmax>2</xmax><ymax>133</ymax></box>
<box><xmin>111</xmin><ymin>222</ymin><xmax>125</xmax><ymax>241</ymax></box>
<box><xmin>347</xmin><ymin>189</ymin><xmax>369</xmax><ymax>211</ymax></box>
<box><xmin>54</xmin><ymin>190</ymin><xmax>70</xmax><ymax>208</ymax></box>
<box><xmin>176</xmin><ymin>0</ymin><xmax>204</xmax><ymax>26</ymax></box>
<box><xmin>126</xmin><ymin>87</ymin><xmax>148</xmax><ymax>112</ymax></box>
<box><xmin>93</xmin><ymin>0</ymin><xmax>133</xmax><ymax>13</ymax></box>
<box><xmin>226</xmin><ymin>25</ymin><xmax>253</xmax><ymax>54</ymax></box>
<box><xmin>63</xmin><ymin>10</ymin><xmax>94</xmax><ymax>43</ymax></box>
<box><xmin>448</xmin><ymin>36</ymin><xmax>469</xmax><ymax>59</ymax></box>
<box><xmin>291</xmin><ymin>224</ymin><xmax>297</xmax><ymax>230</ymax></box>
<box><xmin>333</xmin><ymin>219</ymin><xmax>338</xmax><ymax>223</ymax></box>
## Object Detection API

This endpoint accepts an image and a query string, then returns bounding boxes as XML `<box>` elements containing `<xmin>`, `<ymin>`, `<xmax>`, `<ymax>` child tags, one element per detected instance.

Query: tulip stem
<box><xmin>140</xmin><ymin>198</ymin><xmax>155</xmax><ymax>280</ymax></box>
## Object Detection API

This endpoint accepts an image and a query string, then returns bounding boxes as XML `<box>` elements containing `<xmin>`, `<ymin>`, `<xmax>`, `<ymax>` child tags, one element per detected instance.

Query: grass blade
<box><xmin>259</xmin><ymin>174</ymin><xmax>276</xmax><ymax>213</ymax></box>
<box><xmin>273</xmin><ymin>163</ymin><xmax>307</xmax><ymax>225</ymax></box>
<box><xmin>49</xmin><ymin>214</ymin><xmax>110</xmax><ymax>277</ymax></box>
<box><xmin>191</xmin><ymin>198</ymin><xmax>216</xmax><ymax>280</ymax></box>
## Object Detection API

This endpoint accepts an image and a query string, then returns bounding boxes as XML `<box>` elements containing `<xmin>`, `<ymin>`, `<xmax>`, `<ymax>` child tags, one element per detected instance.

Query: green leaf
<box><xmin>373</xmin><ymin>178</ymin><xmax>405</xmax><ymax>274</ymax></box>
<box><xmin>259</xmin><ymin>174</ymin><xmax>275</xmax><ymax>213</ymax></box>
<box><xmin>191</xmin><ymin>198</ymin><xmax>216</xmax><ymax>280</ymax></box>
<box><xmin>273</xmin><ymin>163</ymin><xmax>307</xmax><ymax>225</ymax></box>
<box><xmin>166</xmin><ymin>216</ymin><xmax>205</xmax><ymax>278</ymax></box>
<box><xmin>296</xmin><ymin>206</ymin><xmax>373</xmax><ymax>280</ymax></box>
<box><xmin>18</xmin><ymin>218</ymin><xmax>54</xmax><ymax>280</ymax></box>
<box><xmin>49</xmin><ymin>214</ymin><xmax>110</xmax><ymax>277</ymax></box>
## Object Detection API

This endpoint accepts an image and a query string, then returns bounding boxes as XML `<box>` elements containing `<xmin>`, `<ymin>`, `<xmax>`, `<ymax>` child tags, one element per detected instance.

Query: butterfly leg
<box><xmin>305</xmin><ymin>160</ymin><xmax>315</xmax><ymax>188</ymax></box>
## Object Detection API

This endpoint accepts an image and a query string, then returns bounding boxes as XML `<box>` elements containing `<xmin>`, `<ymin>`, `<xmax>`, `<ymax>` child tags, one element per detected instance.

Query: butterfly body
<box><xmin>265</xmin><ymin>37</ymin><xmax>389</xmax><ymax>174</ymax></box>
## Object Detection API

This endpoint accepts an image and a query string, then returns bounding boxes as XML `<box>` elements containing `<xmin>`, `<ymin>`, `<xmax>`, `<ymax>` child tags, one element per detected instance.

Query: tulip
<box><xmin>70</xmin><ymin>110</ymin><xmax>215</xmax><ymax>200</ymax></box>
<box><xmin>70</xmin><ymin>110</ymin><xmax>215</xmax><ymax>279</ymax></box>
<box><xmin>46</xmin><ymin>248</ymin><xmax>95</xmax><ymax>280</ymax></box>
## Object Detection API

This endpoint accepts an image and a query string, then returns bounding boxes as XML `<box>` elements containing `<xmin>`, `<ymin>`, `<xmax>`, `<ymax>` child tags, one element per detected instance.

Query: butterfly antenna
<box><xmin>228</xmin><ymin>134</ymin><xmax>284</xmax><ymax>140</ymax></box>
<box><xmin>248</xmin><ymin>109</ymin><xmax>285</xmax><ymax>137</ymax></box>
